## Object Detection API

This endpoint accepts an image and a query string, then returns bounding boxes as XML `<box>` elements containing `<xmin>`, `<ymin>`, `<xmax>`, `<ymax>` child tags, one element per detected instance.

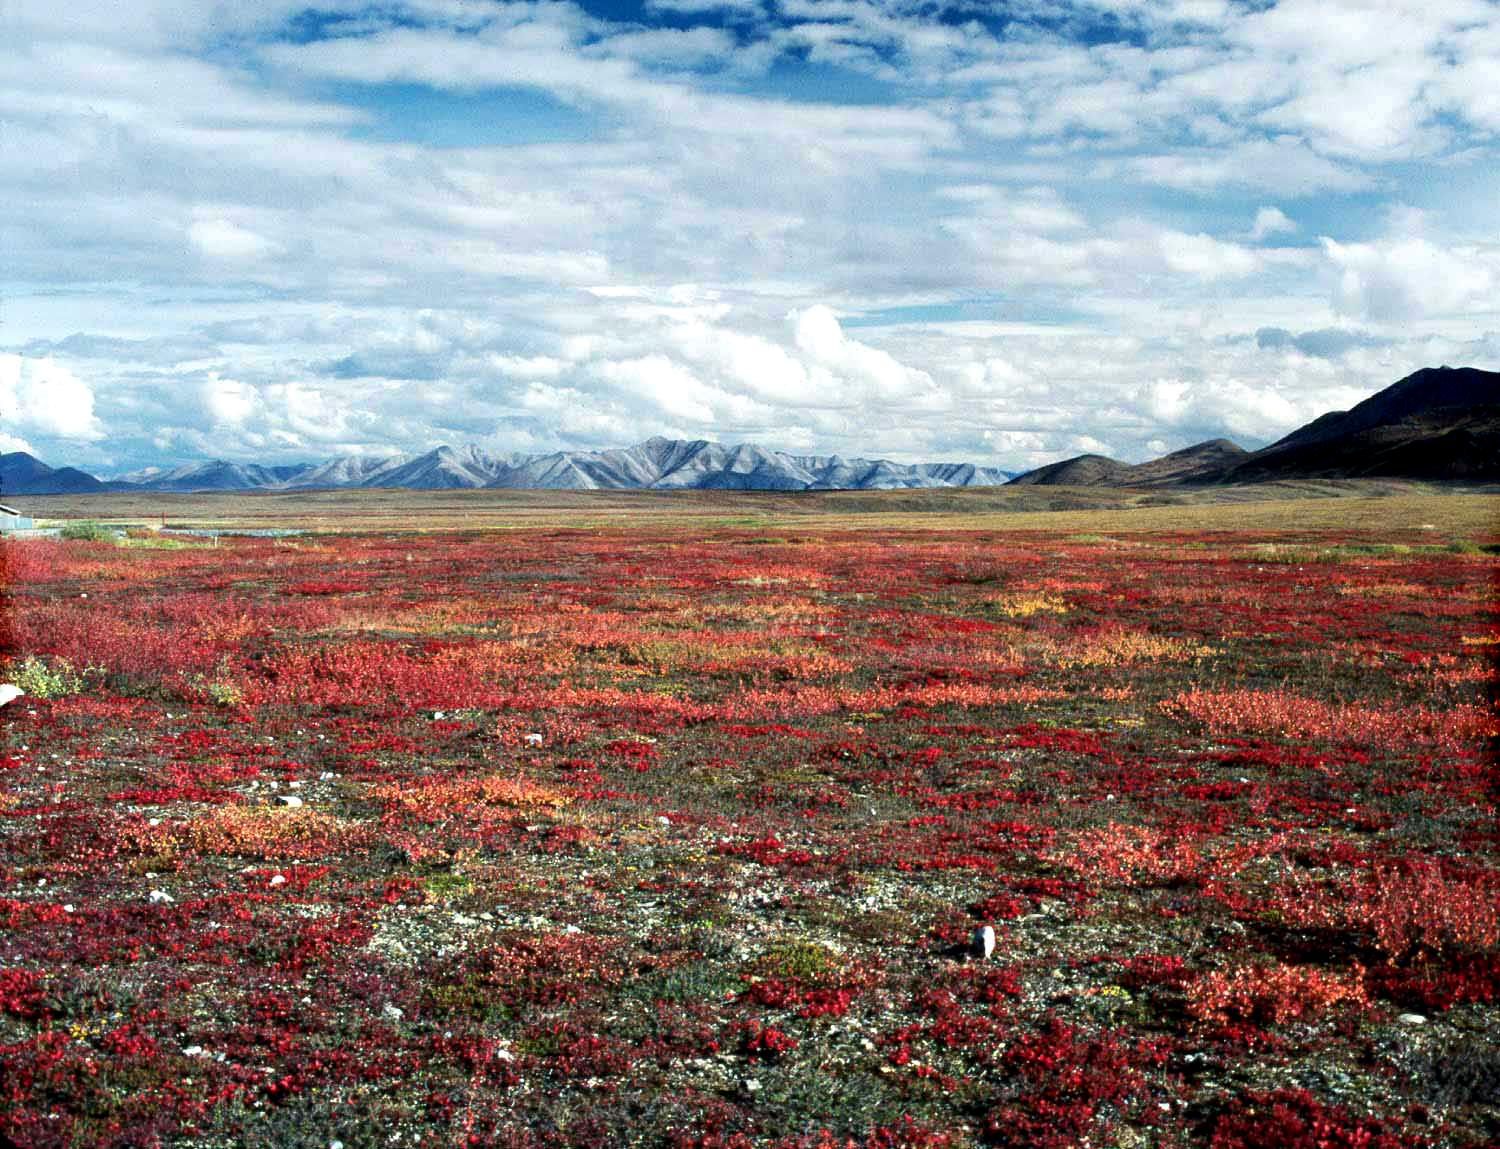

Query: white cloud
<box><xmin>1323</xmin><ymin>236</ymin><xmax>1500</xmax><ymax>321</ymax></box>
<box><xmin>791</xmin><ymin>305</ymin><xmax>934</xmax><ymax>402</ymax></box>
<box><xmin>1250</xmin><ymin>206</ymin><xmax>1297</xmax><ymax>241</ymax></box>
<box><xmin>1</xmin><ymin>0</ymin><xmax>1496</xmax><ymax>476</ymax></box>
<box><xmin>1121</xmin><ymin>137</ymin><xmax>1371</xmax><ymax>195</ymax></box>
<box><xmin>189</xmin><ymin>216</ymin><xmax>277</xmax><ymax>262</ymax></box>
<box><xmin>1157</xmin><ymin>230</ymin><xmax>1262</xmax><ymax>280</ymax></box>
<box><xmin>199</xmin><ymin>376</ymin><xmax>260</xmax><ymax>426</ymax></box>
<box><xmin>0</xmin><ymin>355</ymin><xmax>105</xmax><ymax>441</ymax></box>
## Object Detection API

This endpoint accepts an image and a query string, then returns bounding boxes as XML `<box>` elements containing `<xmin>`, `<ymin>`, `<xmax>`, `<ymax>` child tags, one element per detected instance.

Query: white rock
<box><xmin>149</xmin><ymin>889</ymin><xmax>174</xmax><ymax>904</ymax></box>
<box><xmin>972</xmin><ymin>924</ymin><xmax>996</xmax><ymax>960</ymax></box>
<box><xmin>183</xmin><ymin>1045</ymin><xmax>204</xmax><ymax>1057</ymax></box>
<box><xmin>63</xmin><ymin>904</ymin><xmax>74</xmax><ymax>913</ymax></box>
<box><xmin>525</xmin><ymin>732</ymin><xmax>544</xmax><ymax>746</ymax></box>
<box><xmin>0</xmin><ymin>685</ymin><xmax>23</xmax><ymax>708</ymax></box>
<box><xmin>382</xmin><ymin>1003</ymin><xmax>404</xmax><ymax>1022</ymax></box>
<box><xmin>269</xmin><ymin>874</ymin><xmax>287</xmax><ymax>888</ymax></box>
<box><xmin>1398</xmin><ymin>1013</ymin><xmax>1427</xmax><ymax>1026</ymax></box>
<box><xmin>277</xmin><ymin>795</ymin><xmax>304</xmax><ymax>808</ymax></box>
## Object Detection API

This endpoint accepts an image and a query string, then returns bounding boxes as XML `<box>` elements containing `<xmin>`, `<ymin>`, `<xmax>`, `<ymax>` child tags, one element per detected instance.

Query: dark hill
<box><xmin>1</xmin><ymin>451</ymin><xmax>110</xmax><ymax>495</ymax></box>
<box><xmin>1006</xmin><ymin>454</ymin><xmax>1135</xmax><ymax>487</ymax></box>
<box><xmin>1007</xmin><ymin>439</ymin><xmax>1247</xmax><ymax>488</ymax></box>
<box><xmin>1218</xmin><ymin>365</ymin><xmax>1500</xmax><ymax>483</ymax></box>
<box><xmin>1009</xmin><ymin>366</ymin><xmax>1500</xmax><ymax>487</ymax></box>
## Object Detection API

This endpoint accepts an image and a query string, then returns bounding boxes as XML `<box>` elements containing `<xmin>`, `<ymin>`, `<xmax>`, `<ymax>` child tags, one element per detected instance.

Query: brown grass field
<box><xmin>19</xmin><ymin>480</ymin><xmax>1500</xmax><ymax>537</ymax></box>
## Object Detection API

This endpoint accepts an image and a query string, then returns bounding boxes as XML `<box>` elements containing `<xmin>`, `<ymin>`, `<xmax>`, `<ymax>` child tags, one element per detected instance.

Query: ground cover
<box><xmin>1</xmin><ymin>519</ymin><xmax>1496</xmax><ymax>1147</ymax></box>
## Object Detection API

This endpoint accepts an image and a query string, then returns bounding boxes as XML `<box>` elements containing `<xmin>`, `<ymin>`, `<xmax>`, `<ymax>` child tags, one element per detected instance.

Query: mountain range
<box><xmin>4</xmin><ymin>365</ymin><xmax>1496</xmax><ymax>497</ymax></box>
<box><xmin>1</xmin><ymin>437</ymin><xmax>1016</xmax><ymax>495</ymax></box>
<box><xmin>1008</xmin><ymin>365</ymin><xmax>1500</xmax><ymax>487</ymax></box>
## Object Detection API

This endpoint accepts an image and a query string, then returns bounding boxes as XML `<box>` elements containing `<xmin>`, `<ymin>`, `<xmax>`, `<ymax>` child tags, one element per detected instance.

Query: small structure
<box><xmin>0</xmin><ymin>503</ymin><xmax>34</xmax><ymax>531</ymax></box>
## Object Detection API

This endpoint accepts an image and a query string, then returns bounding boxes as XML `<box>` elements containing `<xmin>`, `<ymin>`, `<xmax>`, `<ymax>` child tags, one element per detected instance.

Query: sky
<box><xmin>1</xmin><ymin>0</ymin><xmax>1498</xmax><ymax>475</ymax></box>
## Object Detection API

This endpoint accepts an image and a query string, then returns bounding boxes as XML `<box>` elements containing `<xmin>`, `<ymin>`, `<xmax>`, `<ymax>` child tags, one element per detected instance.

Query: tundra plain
<box><xmin>1</xmin><ymin>489</ymin><xmax>1497</xmax><ymax>1148</ymax></box>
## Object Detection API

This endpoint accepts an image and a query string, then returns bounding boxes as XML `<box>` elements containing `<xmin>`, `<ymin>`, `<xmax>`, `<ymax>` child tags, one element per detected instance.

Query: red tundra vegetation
<box><xmin>0</xmin><ymin>522</ymin><xmax>1496</xmax><ymax>1147</ymax></box>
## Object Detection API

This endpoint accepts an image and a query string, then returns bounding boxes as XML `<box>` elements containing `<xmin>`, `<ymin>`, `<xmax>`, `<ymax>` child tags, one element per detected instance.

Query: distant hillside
<box><xmin>3</xmin><ymin>438</ymin><xmax>1017</xmax><ymax>495</ymax></box>
<box><xmin>1009</xmin><ymin>366</ymin><xmax>1500</xmax><ymax>488</ymax></box>
<box><xmin>1</xmin><ymin>451</ymin><xmax>111</xmax><ymax>496</ymax></box>
<box><xmin>1216</xmin><ymin>366</ymin><xmax>1500</xmax><ymax>482</ymax></box>
<box><xmin>1008</xmin><ymin>439</ymin><xmax>1248</xmax><ymax>488</ymax></box>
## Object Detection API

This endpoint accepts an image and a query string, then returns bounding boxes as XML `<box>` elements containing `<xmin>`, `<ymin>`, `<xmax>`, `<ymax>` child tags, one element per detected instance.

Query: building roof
<box><xmin>0</xmin><ymin>504</ymin><xmax>22</xmax><ymax>516</ymax></box>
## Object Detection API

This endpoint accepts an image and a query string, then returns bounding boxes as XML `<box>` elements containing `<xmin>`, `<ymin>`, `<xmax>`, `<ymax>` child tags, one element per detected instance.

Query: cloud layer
<box><xmin>3</xmin><ymin>0</ymin><xmax>1497</xmax><ymax>472</ymax></box>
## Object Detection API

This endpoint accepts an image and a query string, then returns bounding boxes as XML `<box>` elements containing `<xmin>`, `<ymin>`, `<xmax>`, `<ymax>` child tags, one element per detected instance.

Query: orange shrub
<box><xmin>1278</xmin><ymin>862</ymin><xmax>1500</xmax><ymax>961</ymax></box>
<box><xmin>1055</xmin><ymin>822</ymin><xmax>1200</xmax><ymax>886</ymax></box>
<box><xmin>1187</xmin><ymin>961</ymin><xmax>1370</xmax><ymax>1026</ymax></box>
<box><xmin>371</xmin><ymin>772</ymin><xmax>573</xmax><ymax>818</ymax></box>
<box><xmin>126</xmin><ymin>805</ymin><xmax>363</xmax><ymax>861</ymax></box>
<box><xmin>1161</xmin><ymin>688</ymin><xmax>1491</xmax><ymax>750</ymax></box>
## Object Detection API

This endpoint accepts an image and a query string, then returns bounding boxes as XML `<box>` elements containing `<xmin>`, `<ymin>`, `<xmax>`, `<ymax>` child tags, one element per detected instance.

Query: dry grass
<box><xmin>21</xmin><ymin>482</ymin><xmax>1500</xmax><ymax>539</ymax></box>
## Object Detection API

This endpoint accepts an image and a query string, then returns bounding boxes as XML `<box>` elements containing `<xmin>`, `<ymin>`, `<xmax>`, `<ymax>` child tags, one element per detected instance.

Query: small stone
<box><xmin>382</xmin><ymin>1003</ymin><xmax>404</xmax><ymax>1022</ymax></box>
<box><xmin>1398</xmin><ymin>1013</ymin><xmax>1427</xmax><ymax>1026</ymax></box>
<box><xmin>63</xmin><ymin>904</ymin><xmax>74</xmax><ymax>913</ymax></box>
<box><xmin>433</xmin><ymin>711</ymin><xmax>445</xmax><ymax>720</ymax></box>
<box><xmin>525</xmin><ymin>732</ymin><xmax>544</xmax><ymax>746</ymax></box>
<box><xmin>149</xmin><ymin>889</ymin><xmax>174</xmax><ymax>904</ymax></box>
<box><xmin>269</xmin><ymin>874</ymin><xmax>287</xmax><ymax>888</ymax></box>
<box><xmin>972</xmin><ymin>924</ymin><xmax>996</xmax><ymax>960</ymax></box>
<box><xmin>183</xmin><ymin>1045</ymin><xmax>204</xmax><ymax>1057</ymax></box>
<box><xmin>277</xmin><ymin>795</ymin><xmax>304</xmax><ymax>808</ymax></box>
<box><xmin>0</xmin><ymin>684</ymin><xmax>23</xmax><ymax>708</ymax></box>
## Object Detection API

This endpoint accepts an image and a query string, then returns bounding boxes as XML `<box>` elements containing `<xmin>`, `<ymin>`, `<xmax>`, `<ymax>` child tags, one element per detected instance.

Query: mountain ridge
<box><xmin>1007</xmin><ymin>366</ymin><xmax>1500</xmax><ymax>487</ymax></box>
<box><xmin>2</xmin><ymin>438</ymin><xmax>1018</xmax><ymax>496</ymax></box>
<box><xmin>9</xmin><ymin>366</ymin><xmax>1497</xmax><ymax>498</ymax></box>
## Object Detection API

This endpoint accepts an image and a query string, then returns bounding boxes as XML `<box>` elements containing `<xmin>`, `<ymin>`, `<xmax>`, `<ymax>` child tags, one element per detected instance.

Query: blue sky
<box><xmin>2</xmin><ymin>0</ymin><xmax>1497</xmax><ymax>473</ymax></box>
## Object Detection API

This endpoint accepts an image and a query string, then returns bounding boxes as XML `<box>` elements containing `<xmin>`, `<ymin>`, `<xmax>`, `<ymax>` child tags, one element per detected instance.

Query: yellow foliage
<box><xmin>129</xmin><ymin>805</ymin><xmax>359</xmax><ymax>860</ymax></box>
<box><xmin>372</xmin><ymin>772</ymin><xmax>573</xmax><ymax>816</ymax></box>
<box><xmin>983</xmin><ymin>591</ymin><xmax>1069</xmax><ymax>618</ymax></box>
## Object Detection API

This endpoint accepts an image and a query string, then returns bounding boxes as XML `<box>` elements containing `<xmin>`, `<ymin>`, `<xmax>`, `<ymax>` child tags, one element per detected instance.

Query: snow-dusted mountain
<box><xmin>54</xmin><ymin>437</ymin><xmax>1016</xmax><ymax>494</ymax></box>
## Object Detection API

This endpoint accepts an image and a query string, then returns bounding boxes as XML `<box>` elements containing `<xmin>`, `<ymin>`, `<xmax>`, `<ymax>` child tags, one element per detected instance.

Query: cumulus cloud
<box><xmin>791</xmin><ymin>305</ymin><xmax>935</xmax><ymax>403</ymax></box>
<box><xmin>199</xmin><ymin>376</ymin><xmax>260</xmax><ymax>426</ymax></box>
<box><xmin>1250</xmin><ymin>207</ymin><xmax>1297</xmax><ymax>242</ymax></box>
<box><xmin>1254</xmin><ymin>326</ymin><xmax>1389</xmax><ymax>359</ymax></box>
<box><xmin>1324</xmin><ymin>236</ymin><xmax>1499</xmax><ymax>321</ymax></box>
<box><xmin>1157</xmin><ymin>230</ymin><xmax>1261</xmax><ymax>280</ymax></box>
<box><xmin>189</xmin><ymin>216</ymin><xmax>277</xmax><ymax>262</ymax></box>
<box><xmin>0</xmin><ymin>355</ymin><xmax>105</xmax><ymax>442</ymax></box>
<box><xmin>1139</xmin><ymin>376</ymin><xmax>1304</xmax><ymax>441</ymax></box>
<box><xmin>1</xmin><ymin>0</ymin><xmax>1495</xmax><ymax>475</ymax></box>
